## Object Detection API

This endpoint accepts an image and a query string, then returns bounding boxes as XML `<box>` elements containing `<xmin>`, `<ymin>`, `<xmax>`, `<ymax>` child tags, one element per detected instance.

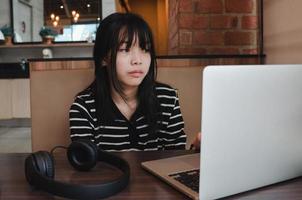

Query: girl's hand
<box><xmin>191</xmin><ymin>132</ymin><xmax>201</xmax><ymax>150</ymax></box>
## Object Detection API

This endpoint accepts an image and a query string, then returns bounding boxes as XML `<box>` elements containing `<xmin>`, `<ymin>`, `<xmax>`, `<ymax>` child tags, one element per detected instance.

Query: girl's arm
<box><xmin>162</xmin><ymin>93</ymin><xmax>187</xmax><ymax>150</ymax></box>
<box><xmin>69</xmin><ymin>97</ymin><xmax>95</xmax><ymax>143</ymax></box>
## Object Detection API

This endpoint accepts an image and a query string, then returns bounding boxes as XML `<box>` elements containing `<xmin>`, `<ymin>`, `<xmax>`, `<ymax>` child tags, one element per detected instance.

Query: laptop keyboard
<box><xmin>169</xmin><ymin>169</ymin><xmax>199</xmax><ymax>193</ymax></box>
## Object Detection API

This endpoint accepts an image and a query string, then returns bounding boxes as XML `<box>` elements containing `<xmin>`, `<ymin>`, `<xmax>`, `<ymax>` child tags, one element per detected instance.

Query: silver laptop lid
<box><xmin>200</xmin><ymin>65</ymin><xmax>302</xmax><ymax>200</ymax></box>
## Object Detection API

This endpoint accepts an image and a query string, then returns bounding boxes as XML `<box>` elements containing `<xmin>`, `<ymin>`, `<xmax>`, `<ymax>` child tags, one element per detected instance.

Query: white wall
<box><xmin>264</xmin><ymin>0</ymin><xmax>302</xmax><ymax>64</ymax></box>
<box><xmin>31</xmin><ymin>0</ymin><xmax>44</xmax><ymax>41</ymax></box>
<box><xmin>0</xmin><ymin>0</ymin><xmax>11</xmax><ymax>27</ymax></box>
<box><xmin>12</xmin><ymin>0</ymin><xmax>44</xmax><ymax>42</ymax></box>
<box><xmin>102</xmin><ymin>0</ymin><xmax>117</xmax><ymax>19</ymax></box>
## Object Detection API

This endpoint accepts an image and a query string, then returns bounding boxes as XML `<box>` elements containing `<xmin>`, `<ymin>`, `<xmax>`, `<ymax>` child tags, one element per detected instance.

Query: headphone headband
<box><xmin>25</xmin><ymin>141</ymin><xmax>130</xmax><ymax>199</ymax></box>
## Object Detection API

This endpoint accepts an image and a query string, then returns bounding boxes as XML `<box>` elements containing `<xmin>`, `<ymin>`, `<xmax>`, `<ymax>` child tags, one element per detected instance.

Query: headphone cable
<box><xmin>50</xmin><ymin>145</ymin><xmax>68</xmax><ymax>155</ymax></box>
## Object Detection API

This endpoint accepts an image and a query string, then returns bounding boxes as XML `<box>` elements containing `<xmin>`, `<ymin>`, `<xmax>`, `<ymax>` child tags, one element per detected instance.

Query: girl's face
<box><xmin>115</xmin><ymin>37</ymin><xmax>151</xmax><ymax>90</ymax></box>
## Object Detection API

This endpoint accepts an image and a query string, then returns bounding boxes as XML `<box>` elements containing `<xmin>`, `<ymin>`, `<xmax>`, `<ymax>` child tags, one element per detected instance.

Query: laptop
<box><xmin>142</xmin><ymin>65</ymin><xmax>302</xmax><ymax>200</ymax></box>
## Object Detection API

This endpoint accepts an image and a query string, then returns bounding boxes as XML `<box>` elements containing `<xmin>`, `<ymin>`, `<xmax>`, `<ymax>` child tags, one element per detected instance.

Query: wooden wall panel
<box><xmin>0</xmin><ymin>80</ymin><xmax>12</xmax><ymax>119</ymax></box>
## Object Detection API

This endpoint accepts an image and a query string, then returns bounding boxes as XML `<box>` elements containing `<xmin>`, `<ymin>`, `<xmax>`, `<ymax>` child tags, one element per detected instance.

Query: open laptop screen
<box><xmin>200</xmin><ymin>65</ymin><xmax>302</xmax><ymax>199</ymax></box>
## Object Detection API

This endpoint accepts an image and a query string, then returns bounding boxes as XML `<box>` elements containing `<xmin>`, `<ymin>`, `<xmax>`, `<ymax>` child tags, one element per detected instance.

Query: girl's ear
<box><xmin>101</xmin><ymin>60</ymin><xmax>107</xmax><ymax>66</ymax></box>
<box><xmin>102</xmin><ymin>56</ymin><xmax>110</xmax><ymax>66</ymax></box>
<box><xmin>102</xmin><ymin>54</ymin><xmax>111</xmax><ymax>66</ymax></box>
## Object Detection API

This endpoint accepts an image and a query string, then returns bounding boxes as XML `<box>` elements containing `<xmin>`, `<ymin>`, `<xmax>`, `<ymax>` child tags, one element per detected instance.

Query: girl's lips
<box><xmin>128</xmin><ymin>70</ymin><xmax>143</xmax><ymax>78</ymax></box>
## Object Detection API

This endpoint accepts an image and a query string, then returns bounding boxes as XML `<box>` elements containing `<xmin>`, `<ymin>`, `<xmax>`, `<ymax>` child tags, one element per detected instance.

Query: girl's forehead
<box><xmin>119</xmin><ymin>30</ymin><xmax>137</xmax><ymax>41</ymax></box>
<box><xmin>118</xmin><ymin>28</ymin><xmax>149</xmax><ymax>43</ymax></box>
<box><xmin>119</xmin><ymin>34</ymin><xmax>139</xmax><ymax>44</ymax></box>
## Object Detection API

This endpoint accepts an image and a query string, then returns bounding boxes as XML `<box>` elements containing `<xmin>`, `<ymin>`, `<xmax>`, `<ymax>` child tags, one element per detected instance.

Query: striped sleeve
<box><xmin>69</xmin><ymin>96</ymin><xmax>95</xmax><ymax>142</ymax></box>
<box><xmin>162</xmin><ymin>91</ymin><xmax>187</xmax><ymax>150</ymax></box>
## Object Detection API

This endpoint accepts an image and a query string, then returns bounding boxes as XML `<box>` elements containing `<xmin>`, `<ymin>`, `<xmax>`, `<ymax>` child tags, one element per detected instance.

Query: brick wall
<box><xmin>168</xmin><ymin>0</ymin><xmax>259</xmax><ymax>55</ymax></box>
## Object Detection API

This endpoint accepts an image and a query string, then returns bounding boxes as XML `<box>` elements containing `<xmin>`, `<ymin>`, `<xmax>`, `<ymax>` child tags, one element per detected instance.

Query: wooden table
<box><xmin>0</xmin><ymin>150</ymin><xmax>302</xmax><ymax>199</ymax></box>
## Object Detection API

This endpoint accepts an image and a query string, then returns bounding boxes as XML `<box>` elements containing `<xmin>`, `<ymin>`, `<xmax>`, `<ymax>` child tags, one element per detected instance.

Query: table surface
<box><xmin>1</xmin><ymin>150</ymin><xmax>302</xmax><ymax>200</ymax></box>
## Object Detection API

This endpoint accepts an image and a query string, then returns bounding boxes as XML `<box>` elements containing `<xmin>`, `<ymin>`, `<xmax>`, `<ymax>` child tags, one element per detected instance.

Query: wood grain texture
<box><xmin>0</xmin><ymin>151</ymin><xmax>302</xmax><ymax>200</ymax></box>
<box><xmin>30</xmin><ymin>60</ymin><xmax>94</xmax><ymax>71</ymax></box>
<box><xmin>29</xmin><ymin>56</ymin><xmax>262</xmax><ymax>71</ymax></box>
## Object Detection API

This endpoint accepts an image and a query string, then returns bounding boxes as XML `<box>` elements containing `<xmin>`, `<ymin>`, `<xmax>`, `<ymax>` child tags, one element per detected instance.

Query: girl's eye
<box><xmin>118</xmin><ymin>48</ymin><xmax>129</xmax><ymax>52</ymax></box>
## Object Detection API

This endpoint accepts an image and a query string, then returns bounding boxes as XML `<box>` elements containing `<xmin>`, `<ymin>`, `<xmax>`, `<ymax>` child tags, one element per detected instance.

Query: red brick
<box><xmin>193</xmin><ymin>15</ymin><xmax>209</xmax><ymax>29</ymax></box>
<box><xmin>208</xmin><ymin>47</ymin><xmax>240</xmax><ymax>54</ymax></box>
<box><xmin>179</xmin><ymin>0</ymin><xmax>194</xmax><ymax>12</ymax></box>
<box><xmin>241</xmin><ymin>16</ymin><xmax>258</xmax><ymax>29</ymax></box>
<box><xmin>179</xmin><ymin>14</ymin><xmax>209</xmax><ymax>29</ymax></box>
<box><xmin>179</xmin><ymin>14</ymin><xmax>194</xmax><ymax>29</ymax></box>
<box><xmin>196</xmin><ymin>0</ymin><xmax>223</xmax><ymax>14</ymax></box>
<box><xmin>242</xmin><ymin>48</ymin><xmax>258</xmax><ymax>54</ymax></box>
<box><xmin>225</xmin><ymin>31</ymin><xmax>256</xmax><ymax>45</ymax></box>
<box><xmin>167</xmin><ymin>48</ymin><xmax>178</xmax><ymax>55</ymax></box>
<box><xmin>169</xmin><ymin>0</ymin><xmax>179</xmax><ymax>21</ymax></box>
<box><xmin>225</xmin><ymin>0</ymin><xmax>254</xmax><ymax>13</ymax></box>
<box><xmin>179</xmin><ymin>30</ymin><xmax>192</xmax><ymax>45</ymax></box>
<box><xmin>210</xmin><ymin>16</ymin><xmax>238</xmax><ymax>29</ymax></box>
<box><xmin>193</xmin><ymin>31</ymin><xmax>224</xmax><ymax>45</ymax></box>
<box><xmin>168</xmin><ymin>33</ymin><xmax>179</xmax><ymax>49</ymax></box>
<box><xmin>179</xmin><ymin>48</ymin><xmax>207</xmax><ymax>55</ymax></box>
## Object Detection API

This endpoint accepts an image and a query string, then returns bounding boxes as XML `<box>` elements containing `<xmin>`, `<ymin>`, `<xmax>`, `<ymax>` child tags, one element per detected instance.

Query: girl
<box><xmin>69</xmin><ymin>12</ymin><xmax>187</xmax><ymax>151</ymax></box>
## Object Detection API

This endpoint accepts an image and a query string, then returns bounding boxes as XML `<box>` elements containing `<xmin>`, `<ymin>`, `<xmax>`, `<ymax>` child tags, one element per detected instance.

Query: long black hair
<box><xmin>93</xmin><ymin>12</ymin><xmax>159</xmax><ymax>134</ymax></box>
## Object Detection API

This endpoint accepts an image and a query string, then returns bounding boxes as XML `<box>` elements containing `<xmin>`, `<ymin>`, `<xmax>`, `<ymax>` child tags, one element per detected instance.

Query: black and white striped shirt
<box><xmin>69</xmin><ymin>82</ymin><xmax>186</xmax><ymax>152</ymax></box>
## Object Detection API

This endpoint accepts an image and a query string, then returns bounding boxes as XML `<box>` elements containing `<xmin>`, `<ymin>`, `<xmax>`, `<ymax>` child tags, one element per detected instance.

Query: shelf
<box><xmin>0</xmin><ymin>42</ymin><xmax>94</xmax><ymax>49</ymax></box>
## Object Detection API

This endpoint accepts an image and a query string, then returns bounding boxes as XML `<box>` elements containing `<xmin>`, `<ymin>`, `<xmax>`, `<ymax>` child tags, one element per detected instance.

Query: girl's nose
<box><xmin>131</xmin><ymin>49</ymin><xmax>143</xmax><ymax>65</ymax></box>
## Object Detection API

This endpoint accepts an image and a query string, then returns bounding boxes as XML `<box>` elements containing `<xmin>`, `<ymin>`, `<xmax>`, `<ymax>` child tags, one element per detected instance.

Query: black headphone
<box><xmin>24</xmin><ymin>140</ymin><xmax>130</xmax><ymax>199</ymax></box>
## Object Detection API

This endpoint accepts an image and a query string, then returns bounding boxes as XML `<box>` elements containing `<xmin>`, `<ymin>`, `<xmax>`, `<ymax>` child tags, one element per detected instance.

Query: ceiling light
<box><xmin>50</xmin><ymin>13</ymin><xmax>55</xmax><ymax>20</ymax></box>
<box><xmin>53</xmin><ymin>21</ymin><xmax>58</xmax><ymax>27</ymax></box>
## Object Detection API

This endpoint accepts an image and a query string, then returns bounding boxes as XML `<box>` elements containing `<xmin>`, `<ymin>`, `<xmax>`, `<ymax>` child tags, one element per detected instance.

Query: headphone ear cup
<box><xmin>67</xmin><ymin>140</ymin><xmax>98</xmax><ymax>171</ymax></box>
<box><xmin>33</xmin><ymin>151</ymin><xmax>55</xmax><ymax>178</ymax></box>
<box><xmin>24</xmin><ymin>151</ymin><xmax>55</xmax><ymax>186</ymax></box>
<box><xmin>25</xmin><ymin>154</ymin><xmax>37</xmax><ymax>186</ymax></box>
